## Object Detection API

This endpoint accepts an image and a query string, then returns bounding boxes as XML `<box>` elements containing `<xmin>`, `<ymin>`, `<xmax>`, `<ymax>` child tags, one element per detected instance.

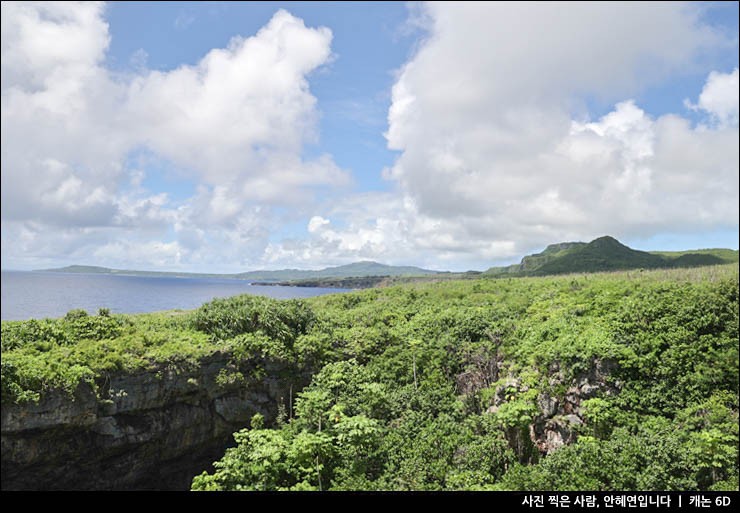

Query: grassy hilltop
<box><xmin>485</xmin><ymin>236</ymin><xmax>738</xmax><ymax>277</ymax></box>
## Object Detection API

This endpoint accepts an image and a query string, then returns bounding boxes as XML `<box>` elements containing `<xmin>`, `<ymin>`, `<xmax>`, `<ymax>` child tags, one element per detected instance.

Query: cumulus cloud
<box><xmin>379</xmin><ymin>2</ymin><xmax>738</xmax><ymax>262</ymax></box>
<box><xmin>265</xmin><ymin>192</ymin><xmax>522</xmax><ymax>270</ymax></box>
<box><xmin>2</xmin><ymin>2</ymin><xmax>737</xmax><ymax>272</ymax></box>
<box><xmin>265</xmin><ymin>193</ymin><xmax>414</xmax><ymax>267</ymax></box>
<box><xmin>560</xmin><ymin>100</ymin><xmax>738</xmax><ymax>235</ymax></box>
<box><xmin>686</xmin><ymin>67</ymin><xmax>739</xmax><ymax>127</ymax></box>
<box><xmin>307</xmin><ymin>216</ymin><xmax>331</xmax><ymax>233</ymax></box>
<box><xmin>1</xmin><ymin>3</ymin><xmax>343</xmax><ymax>270</ymax></box>
<box><xmin>2</xmin><ymin>2</ymin><xmax>126</xmax><ymax>229</ymax></box>
<box><xmin>0</xmin><ymin>1</ymin><xmax>110</xmax><ymax>92</ymax></box>
<box><xmin>126</xmin><ymin>10</ymin><xmax>343</xmax><ymax>191</ymax></box>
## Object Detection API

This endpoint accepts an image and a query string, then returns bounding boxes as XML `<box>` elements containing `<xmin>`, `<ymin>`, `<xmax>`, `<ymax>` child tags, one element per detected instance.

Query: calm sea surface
<box><xmin>0</xmin><ymin>271</ymin><xmax>348</xmax><ymax>321</ymax></box>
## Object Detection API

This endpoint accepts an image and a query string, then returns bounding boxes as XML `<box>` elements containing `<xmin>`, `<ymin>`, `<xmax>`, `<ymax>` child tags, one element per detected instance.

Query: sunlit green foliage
<box><xmin>192</xmin><ymin>265</ymin><xmax>738</xmax><ymax>491</ymax></box>
<box><xmin>192</xmin><ymin>295</ymin><xmax>315</xmax><ymax>344</ymax></box>
<box><xmin>2</xmin><ymin>264</ymin><xmax>737</xmax><ymax>490</ymax></box>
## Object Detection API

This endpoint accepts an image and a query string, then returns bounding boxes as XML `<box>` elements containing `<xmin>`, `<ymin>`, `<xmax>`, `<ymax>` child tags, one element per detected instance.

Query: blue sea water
<box><xmin>0</xmin><ymin>271</ymin><xmax>347</xmax><ymax>321</ymax></box>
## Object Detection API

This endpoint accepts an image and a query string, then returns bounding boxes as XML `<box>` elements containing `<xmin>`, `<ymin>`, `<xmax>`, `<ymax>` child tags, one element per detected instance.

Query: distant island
<box><xmin>39</xmin><ymin>236</ymin><xmax>739</xmax><ymax>289</ymax></box>
<box><xmin>37</xmin><ymin>261</ymin><xmax>440</xmax><ymax>284</ymax></box>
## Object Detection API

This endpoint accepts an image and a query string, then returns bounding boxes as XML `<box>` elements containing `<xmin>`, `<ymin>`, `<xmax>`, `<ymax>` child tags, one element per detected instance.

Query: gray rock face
<box><xmin>487</xmin><ymin>359</ymin><xmax>620</xmax><ymax>456</ymax></box>
<box><xmin>1</xmin><ymin>352</ymin><xmax>308</xmax><ymax>490</ymax></box>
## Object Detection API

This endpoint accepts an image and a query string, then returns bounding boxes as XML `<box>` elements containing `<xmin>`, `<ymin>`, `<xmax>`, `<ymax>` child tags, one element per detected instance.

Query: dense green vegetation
<box><xmin>533</xmin><ymin>236</ymin><xmax>669</xmax><ymax>274</ymax></box>
<box><xmin>2</xmin><ymin>308</ymin><xmax>210</xmax><ymax>403</ymax></box>
<box><xmin>650</xmin><ymin>248</ymin><xmax>739</xmax><ymax>263</ymax></box>
<box><xmin>2</xmin><ymin>265</ymin><xmax>738</xmax><ymax>491</ymax></box>
<box><xmin>0</xmin><ymin>297</ymin><xmax>314</xmax><ymax>404</ymax></box>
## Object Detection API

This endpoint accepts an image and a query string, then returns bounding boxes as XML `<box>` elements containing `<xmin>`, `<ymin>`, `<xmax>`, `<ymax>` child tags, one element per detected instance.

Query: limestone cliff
<box><xmin>1</xmin><ymin>351</ymin><xmax>308</xmax><ymax>490</ymax></box>
<box><xmin>486</xmin><ymin>359</ymin><xmax>621</xmax><ymax>456</ymax></box>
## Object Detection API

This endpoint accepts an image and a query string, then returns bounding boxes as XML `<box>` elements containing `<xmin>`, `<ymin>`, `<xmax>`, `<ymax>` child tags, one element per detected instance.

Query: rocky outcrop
<box><xmin>1</xmin><ymin>351</ymin><xmax>308</xmax><ymax>490</ymax></box>
<box><xmin>487</xmin><ymin>359</ymin><xmax>620</xmax><ymax>456</ymax></box>
<box><xmin>531</xmin><ymin>359</ymin><xmax>619</xmax><ymax>453</ymax></box>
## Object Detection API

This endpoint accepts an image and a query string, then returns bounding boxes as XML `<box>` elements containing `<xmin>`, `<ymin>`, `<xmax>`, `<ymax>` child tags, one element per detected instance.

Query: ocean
<box><xmin>0</xmin><ymin>271</ymin><xmax>347</xmax><ymax>321</ymax></box>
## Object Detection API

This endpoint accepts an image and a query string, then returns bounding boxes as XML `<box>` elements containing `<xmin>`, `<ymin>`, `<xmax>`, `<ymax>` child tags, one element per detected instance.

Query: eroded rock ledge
<box><xmin>1</xmin><ymin>351</ymin><xmax>307</xmax><ymax>490</ymax></box>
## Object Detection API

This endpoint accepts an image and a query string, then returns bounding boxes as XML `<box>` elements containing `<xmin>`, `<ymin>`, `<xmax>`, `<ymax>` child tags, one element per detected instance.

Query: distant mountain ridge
<box><xmin>38</xmin><ymin>237</ymin><xmax>737</xmax><ymax>283</ymax></box>
<box><xmin>39</xmin><ymin>261</ymin><xmax>439</xmax><ymax>281</ymax></box>
<box><xmin>235</xmin><ymin>261</ymin><xmax>438</xmax><ymax>281</ymax></box>
<box><xmin>485</xmin><ymin>236</ymin><xmax>738</xmax><ymax>276</ymax></box>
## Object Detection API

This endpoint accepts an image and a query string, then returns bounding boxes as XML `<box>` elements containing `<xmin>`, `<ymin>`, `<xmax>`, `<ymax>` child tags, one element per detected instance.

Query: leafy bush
<box><xmin>64</xmin><ymin>309</ymin><xmax>89</xmax><ymax>321</ymax></box>
<box><xmin>192</xmin><ymin>295</ymin><xmax>315</xmax><ymax>344</ymax></box>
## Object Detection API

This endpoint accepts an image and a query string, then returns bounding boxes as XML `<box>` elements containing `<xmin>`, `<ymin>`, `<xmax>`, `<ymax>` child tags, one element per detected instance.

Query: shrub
<box><xmin>192</xmin><ymin>295</ymin><xmax>315</xmax><ymax>344</ymax></box>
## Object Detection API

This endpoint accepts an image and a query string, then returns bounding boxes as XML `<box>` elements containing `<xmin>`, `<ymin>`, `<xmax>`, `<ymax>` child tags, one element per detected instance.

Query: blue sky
<box><xmin>106</xmin><ymin>1</ymin><xmax>413</xmax><ymax>197</ymax></box>
<box><xmin>1</xmin><ymin>2</ymin><xmax>738</xmax><ymax>272</ymax></box>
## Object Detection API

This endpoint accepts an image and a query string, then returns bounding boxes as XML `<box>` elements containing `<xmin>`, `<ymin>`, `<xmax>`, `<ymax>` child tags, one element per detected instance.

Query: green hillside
<box><xmin>532</xmin><ymin>236</ymin><xmax>665</xmax><ymax>275</ymax></box>
<box><xmin>486</xmin><ymin>242</ymin><xmax>587</xmax><ymax>275</ymax></box>
<box><xmin>650</xmin><ymin>248</ymin><xmax>739</xmax><ymax>263</ymax></box>
<box><xmin>668</xmin><ymin>253</ymin><xmax>726</xmax><ymax>268</ymax></box>
<box><xmin>519</xmin><ymin>241</ymin><xmax>586</xmax><ymax>271</ymax></box>
<box><xmin>486</xmin><ymin>236</ymin><xmax>736</xmax><ymax>277</ymax></box>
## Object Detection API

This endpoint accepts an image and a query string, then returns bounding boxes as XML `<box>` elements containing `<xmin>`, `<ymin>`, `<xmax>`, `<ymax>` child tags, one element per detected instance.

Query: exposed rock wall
<box><xmin>486</xmin><ymin>359</ymin><xmax>621</xmax><ymax>456</ymax></box>
<box><xmin>1</xmin><ymin>351</ymin><xmax>308</xmax><ymax>490</ymax></box>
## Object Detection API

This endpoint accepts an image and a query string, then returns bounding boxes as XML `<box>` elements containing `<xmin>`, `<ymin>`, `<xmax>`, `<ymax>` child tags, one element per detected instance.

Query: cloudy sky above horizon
<box><xmin>2</xmin><ymin>1</ymin><xmax>738</xmax><ymax>272</ymax></box>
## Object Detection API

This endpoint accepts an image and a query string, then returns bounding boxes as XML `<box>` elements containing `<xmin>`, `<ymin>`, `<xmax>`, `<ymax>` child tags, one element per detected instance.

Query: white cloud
<box><xmin>0</xmin><ymin>1</ymin><xmax>110</xmax><ymax>92</ymax></box>
<box><xmin>307</xmin><ymin>216</ymin><xmax>330</xmax><ymax>233</ymax></box>
<box><xmin>1</xmin><ymin>4</ymin><xmax>344</xmax><ymax>270</ymax></box>
<box><xmin>265</xmin><ymin>192</ymin><xmax>412</xmax><ymax>267</ymax></box>
<box><xmin>1</xmin><ymin>2</ymin><xmax>737</xmax><ymax>272</ymax></box>
<box><xmin>93</xmin><ymin>240</ymin><xmax>184</xmax><ymax>268</ymax></box>
<box><xmin>126</xmin><ymin>10</ymin><xmax>343</xmax><ymax>193</ymax></box>
<box><xmin>686</xmin><ymin>67</ymin><xmax>739</xmax><ymax>127</ymax></box>
<box><xmin>558</xmin><ymin>101</ymin><xmax>738</xmax><ymax>236</ymax></box>
<box><xmin>264</xmin><ymin>192</ymin><xmax>523</xmax><ymax>270</ymax></box>
<box><xmin>379</xmin><ymin>2</ymin><xmax>738</xmax><ymax>263</ymax></box>
<box><xmin>1</xmin><ymin>1</ymin><xmax>126</xmax><ymax>228</ymax></box>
